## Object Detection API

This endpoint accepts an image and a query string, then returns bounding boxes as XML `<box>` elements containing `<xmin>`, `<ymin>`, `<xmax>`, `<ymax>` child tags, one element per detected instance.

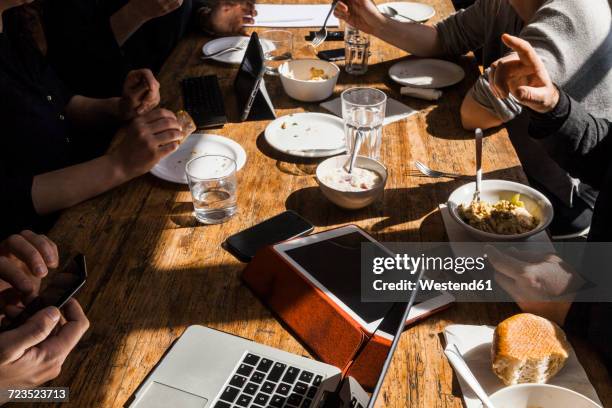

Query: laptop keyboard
<box><xmin>214</xmin><ymin>353</ymin><xmax>324</xmax><ymax>408</ymax></box>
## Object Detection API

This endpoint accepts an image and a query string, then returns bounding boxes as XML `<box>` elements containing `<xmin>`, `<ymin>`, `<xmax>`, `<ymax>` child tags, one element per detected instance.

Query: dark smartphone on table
<box><xmin>2</xmin><ymin>254</ymin><xmax>87</xmax><ymax>332</ymax></box>
<box><xmin>317</xmin><ymin>48</ymin><xmax>346</xmax><ymax>62</ymax></box>
<box><xmin>224</xmin><ymin>211</ymin><xmax>314</xmax><ymax>262</ymax></box>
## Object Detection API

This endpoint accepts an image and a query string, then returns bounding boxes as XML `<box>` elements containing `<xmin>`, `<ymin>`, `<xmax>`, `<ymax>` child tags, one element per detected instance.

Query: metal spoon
<box><xmin>384</xmin><ymin>6</ymin><xmax>420</xmax><ymax>23</ymax></box>
<box><xmin>346</xmin><ymin>130</ymin><xmax>364</xmax><ymax>174</ymax></box>
<box><xmin>474</xmin><ymin>128</ymin><xmax>483</xmax><ymax>202</ymax></box>
<box><xmin>444</xmin><ymin>344</ymin><xmax>498</xmax><ymax>408</ymax></box>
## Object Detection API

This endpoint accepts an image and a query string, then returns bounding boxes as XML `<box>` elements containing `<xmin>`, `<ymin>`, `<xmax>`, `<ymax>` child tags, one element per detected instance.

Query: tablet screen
<box><xmin>234</xmin><ymin>33</ymin><xmax>265</xmax><ymax>115</ymax></box>
<box><xmin>284</xmin><ymin>232</ymin><xmax>395</xmax><ymax>325</ymax></box>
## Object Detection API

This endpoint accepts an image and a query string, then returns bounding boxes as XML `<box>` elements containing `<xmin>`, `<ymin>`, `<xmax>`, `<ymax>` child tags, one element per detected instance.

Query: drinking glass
<box><xmin>341</xmin><ymin>88</ymin><xmax>387</xmax><ymax>161</ymax></box>
<box><xmin>344</xmin><ymin>25</ymin><xmax>370</xmax><ymax>75</ymax></box>
<box><xmin>260</xmin><ymin>30</ymin><xmax>293</xmax><ymax>75</ymax></box>
<box><xmin>185</xmin><ymin>155</ymin><xmax>237</xmax><ymax>224</ymax></box>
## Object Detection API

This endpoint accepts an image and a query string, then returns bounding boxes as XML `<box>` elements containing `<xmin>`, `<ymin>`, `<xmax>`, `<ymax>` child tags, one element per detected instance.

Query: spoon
<box><xmin>444</xmin><ymin>344</ymin><xmax>498</xmax><ymax>408</ymax></box>
<box><xmin>346</xmin><ymin>130</ymin><xmax>364</xmax><ymax>174</ymax></box>
<box><xmin>384</xmin><ymin>6</ymin><xmax>420</xmax><ymax>23</ymax></box>
<box><xmin>474</xmin><ymin>128</ymin><xmax>483</xmax><ymax>202</ymax></box>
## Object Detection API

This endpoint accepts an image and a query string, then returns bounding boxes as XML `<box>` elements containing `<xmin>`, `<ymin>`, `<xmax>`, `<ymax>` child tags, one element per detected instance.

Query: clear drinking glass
<box><xmin>344</xmin><ymin>25</ymin><xmax>370</xmax><ymax>75</ymax></box>
<box><xmin>260</xmin><ymin>30</ymin><xmax>293</xmax><ymax>75</ymax></box>
<box><xmin>185</xmin><ymin>155</ymin><xmax>237</xmax><ymax>224</ymax></box>
<box><xmin>341</xmin><ymin>87</ymin><xmax>387</xmax><ymax>161</ymax></box>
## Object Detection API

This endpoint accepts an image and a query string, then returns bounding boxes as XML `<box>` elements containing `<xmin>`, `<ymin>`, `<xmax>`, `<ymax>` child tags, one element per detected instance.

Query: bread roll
<box><xmin>492</xmin><ymin>313</ymin><xmax>570</xmax><ymax>385</ymax></box>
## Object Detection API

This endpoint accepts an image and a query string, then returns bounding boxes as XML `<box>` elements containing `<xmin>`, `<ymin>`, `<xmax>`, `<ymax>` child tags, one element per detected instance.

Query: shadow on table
<box><xmin>425</xmin><ymin>103</ymin><xmax>504</xmax><ymax>140</ymax></box>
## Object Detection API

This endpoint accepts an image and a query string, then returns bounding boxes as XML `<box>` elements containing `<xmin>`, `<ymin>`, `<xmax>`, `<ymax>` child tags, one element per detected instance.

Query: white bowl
<box><xmin>316</xmin><ymin>155</ymin><xmax>387</xmax><ymax>210</ymax></box>
<box><xmin>279</xmin><ymin>59</ymin><xmax>339</xmax><ymax>102</ymax></box>
<box><xmin>485</xmin><ymin>384</ymin><xmax>602</xmax><ymax>408</ymax></box>
<box><xmin>447</xmin><ymin>180</ymin><xmax>554</xmax><ymax>241</ymax></box>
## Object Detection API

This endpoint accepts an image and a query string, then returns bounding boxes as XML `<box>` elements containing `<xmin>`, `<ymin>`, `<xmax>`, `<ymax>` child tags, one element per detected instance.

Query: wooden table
<box><xmin>30</xmin><ymin>0</ymin><xmax>611</xmax><ymax>407</ymax></box>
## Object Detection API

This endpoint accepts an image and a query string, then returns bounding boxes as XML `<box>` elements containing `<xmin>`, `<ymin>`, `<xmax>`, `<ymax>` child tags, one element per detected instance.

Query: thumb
<box><xmin>0</xmin><ymin>307</ymin><xmax>60</xmax><ymax>362</ymax></box>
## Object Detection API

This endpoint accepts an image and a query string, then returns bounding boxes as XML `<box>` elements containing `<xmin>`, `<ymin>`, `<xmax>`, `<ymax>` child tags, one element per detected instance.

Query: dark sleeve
<box><xmin>43</xmin><ymin>0</ymin><xmax>127</xmax><ymax>96</ymax></box>
<box><xmin>565</xmin><ymin>302</ymin><xmax>612</xmax><ymax>373</ymax></box>
<box><xmin>527</xmin><ymin>91</ymin><xmax>612</xmax><ymax>189</ymax></box>
<box><xmin>0</xmin><ymin>170</ymin><xmax>37</xmax><ymax>240</ymax></box>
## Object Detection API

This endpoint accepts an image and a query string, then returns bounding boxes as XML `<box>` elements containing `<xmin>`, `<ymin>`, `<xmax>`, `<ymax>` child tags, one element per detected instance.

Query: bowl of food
<box><xmin>447</xmin><ymin>180</ymin><xmax>553</xmax><ymax>240</ymax></box>
<box><xmin>316</xmin><ymin>155</ymin><xmax>387</xmax><ymax>210</ymax></box>
<box><xmin>485</xmin><ymin>384</ymin><xmax>602</xmax><ymax>408</ymax></box>
<box><xmin>279</xmin><ymin>59</ymin><xmax>340</xmax><ymax>102</ymax></box>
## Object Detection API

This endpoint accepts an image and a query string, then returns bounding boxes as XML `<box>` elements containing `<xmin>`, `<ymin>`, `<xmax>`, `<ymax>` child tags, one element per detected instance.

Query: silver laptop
<box><xmin>128</xmin><ymin>282</ymin><xmax>419</xmax><ymax>408</ymax></box>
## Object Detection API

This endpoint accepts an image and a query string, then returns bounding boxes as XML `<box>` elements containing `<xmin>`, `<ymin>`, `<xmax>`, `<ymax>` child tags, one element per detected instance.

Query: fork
<box><xmin>310</xmin><ymin>0</ymin><xmax>340</xmax><ymax>48</ymax></box>
<box><xmin>414</xmin><ymin>160</ymin><xmax>470</xmax><ymax>179</ymax></box>
<box><xmin>201</xmin><ymin>39</ymin><xmax>248</xmax><ymax>60</ymax></box>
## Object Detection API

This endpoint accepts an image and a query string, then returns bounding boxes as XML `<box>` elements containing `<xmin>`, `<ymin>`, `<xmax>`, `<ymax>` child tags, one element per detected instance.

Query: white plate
<box><xmin>378</xmin><ymin>2</ymin><xmax>435</xmax><ymax>22</ymax></box>
<box><xmin>389</xmin><ymin>58</ymin><xmax>465</xmax><ymax>88</ymax></box>
<box><xmin>202</xmin><ymin>36</ymin><xmax>275</xmax><ymax>65</ymax></box>
<box><xmin>150</xmin><ymin>134</ymin><xmax>247</xmax><ymax>184</ymax></box>
<box><xmin>264</xmin><ymin>112</ymin><xmax>346</xmax><ymax>158</ymax></box>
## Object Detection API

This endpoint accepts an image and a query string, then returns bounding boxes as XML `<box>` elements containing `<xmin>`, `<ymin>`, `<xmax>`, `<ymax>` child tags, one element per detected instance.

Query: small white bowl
<box><xmin>485</xmin><ymin>383</ymin><xmax>602</xmax><ymax>408</ymax></box>
<box><xmin>279</xmin><ymin>59</ymin><xmax>339</xmax><ymax>102</ymax></box>
<box><xmin>447</xmin><ymin>179</ymin><xmax>554</xmax><ymax>241</ymax></box>
<box><xmin>316</xmin><ymin>155</ymin><xmax>387</xmax><ymax>210</ymax></box>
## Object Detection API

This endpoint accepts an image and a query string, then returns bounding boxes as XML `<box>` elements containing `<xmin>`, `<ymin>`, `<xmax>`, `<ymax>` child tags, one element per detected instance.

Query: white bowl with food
<box><xmin>447</xmin><ymin>180</ymin><xmax>553</xmax><ymax>241</ymax></box>
<box><xmin>485</xmin><ymin>384</ymin><xmax>602</xmax><ymax>408</ymax></box>
<box><xmin>316</xmin><ymin>155</ymin><xmax>387</xmax><ymax>210</ymax></box>
<box><xmin>279</xmin><ymin>59</ymin><xmax>340</xmax><ymax>102</ymax></box>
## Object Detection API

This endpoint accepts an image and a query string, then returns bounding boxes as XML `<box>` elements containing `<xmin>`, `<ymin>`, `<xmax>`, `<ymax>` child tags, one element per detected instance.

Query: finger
<box><xmin>155</xmin><ymin>129</ymin><xmax>183</xmax><ymax>145</ymax></box>
<box><xmin>20</xmin><ymin>231</ymin><xmax>59</xmax><ymax>269</ymax></box>
<box><xmin>37</xmin><ymin>299</ymin><xmax>89</xmax><ymax>362</ymax></box>
<box><xmin>485</xmin><ymin>245</ymin><xmax>527</xmax><ymax>279</ymax></box>
<box><xmin>0</xmin><ymin>307</ymin><xmax>60</xmax><ymax>361</ymax></box>
<box><xmin>0</xmin><ymin>257</ymin><xmax>34</xmax><ymax>295</ymax></box>
<box><xmin>158</xmin><ymin>141</ymin><xmax>180</xmax><ymax>157</ymax></box>
<box><xmin>3</xmin><ymin>233</ymin><xmax>49</xmax><ymax>277</ymax></box>
<box><xmin>5</xmin><ymin>304</ymin><xmax>24</xmax><ymax>320</ymax></box>
<box><xmin>149</xmin><ymin>117</ymin><xmax>181</xmax><ymax>134</ymax></box>
<box><xmin>501</xmin><ymin>34</ymin><xmax>545</xmax><ymax>72</ymax></box>
<box><xmin>242</xmin><ymin>16</ymin><xmax>255</xmax><ymax>25</ymax></box>
<box><xmin>143</xmin><ymin>108</ymin><xmax>177</xmax><ymax>123</ymax></box>
<box><xmin>515</xmin><ymin>85</ymin><xmax>550</xmax><ymax>109</ymax></box>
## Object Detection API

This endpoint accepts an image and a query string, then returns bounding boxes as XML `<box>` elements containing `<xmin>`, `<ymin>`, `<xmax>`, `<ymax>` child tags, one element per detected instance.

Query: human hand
<box><xmin>0</xmin><ymin>0</ymin><xmax>33</xmax><ymax>14</ymax></box>
<box><xmin>334</xmin><ymin>0</ymin><xmax>386</xmax><ymax>35</ymax></box>
<box><xmin>486</xmin><ymin>245</ymin><xmax>583</xmax><ymax>325</ymax></box>
<box><xmin>0</xmin><ymin>300</ymin><xmax>89</xmax><ymax>396</ymax></box>
<box><xmin>128</xmin><ymin>0</ymin><xmax>183</xmax><ymax>22</ymax></box>
<box><xmin>110</xmin><ymin>109</ymin><xmax>182</xmax><ymax>179</ymax></box>
<box><xmin>0</xmin><ymin>232</ymin><xmax>59</xmax><ymax>317</ymax></box>
<box><xmin>201</xmin><ymin>0</ymin><xmax>256</xmax><ymax>35</ymax></box>
<box><xmin>119</xmin><ymin>69</ymin><xmax>161</xmax><ymax>120</ymax></box>
<box><xmin>488</xmin><ymin>34</ymin><xmax>559</xmax><ymax>113</ymax></box>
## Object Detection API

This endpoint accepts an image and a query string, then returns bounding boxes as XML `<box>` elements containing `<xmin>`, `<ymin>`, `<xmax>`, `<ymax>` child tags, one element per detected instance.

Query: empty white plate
<box><xmin>202</xmin><ymin>36</ymin><xmax>275</xmax><ymax>65</ymax></box>
<box><xmin>264</xmin><ymin>112</ymin><xmax>346</xmax><ymax>158</ymax></box>
<box><xmin>150</xmin><ymin>134</ymin><xmax>247</xmax><ymax>184</ymax></box>
<box><xmin>378</xmin><ymin>2</ymin><xmax>435</xmax><ymax>22</ymax></box>
<box><xmin>389</xmin><ymin>59</ymin><xmax>465</xmax><ymax>88</ymax></box>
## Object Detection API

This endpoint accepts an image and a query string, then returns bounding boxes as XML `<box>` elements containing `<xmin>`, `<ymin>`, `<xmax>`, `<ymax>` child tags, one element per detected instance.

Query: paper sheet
<box><xmin>320</xmin><ymin>97</ymin><xmax>417</xmax><ymax>126</ymax></box>
<box><xmin>247</xmin><ymin>4</ymin><xmax>340</xmax><ymax>27</ymax></box>
<box><xmin>443</xmin><ymin>324</ymin><xmax>602</xmax><ymax>408</ymax></box>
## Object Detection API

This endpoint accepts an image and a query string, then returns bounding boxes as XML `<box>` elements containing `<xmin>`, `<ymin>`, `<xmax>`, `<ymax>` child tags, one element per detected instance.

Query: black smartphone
<box><xmin>317</xmin><ymin>48</ymin><xmax>345</xmax><ymax>62</ymax></box>
<box><xmin>224</xmin><ymin>211</ymin><xmax>314</xmax><ymax>262</ymax></box>
<box><xmin>3</xmin><ymin>254</ymin><xmax>87</xmax><ymax>331</ymax></box>
<box><xmin>306</xmin><ymin>31</ymin><xmax>344</xmax><ymax>41</ymax></box>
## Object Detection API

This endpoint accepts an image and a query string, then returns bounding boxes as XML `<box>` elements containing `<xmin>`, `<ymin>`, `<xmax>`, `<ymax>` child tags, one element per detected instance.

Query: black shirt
<box><xmin>43</xmin><ymin>0</ymin><xmax>200</xmax><ymax>97</ymax></box>
<box><xmin>0</xmin><ymin>27</ymin><xmax>76</xmax><ymax>239</ymax></box>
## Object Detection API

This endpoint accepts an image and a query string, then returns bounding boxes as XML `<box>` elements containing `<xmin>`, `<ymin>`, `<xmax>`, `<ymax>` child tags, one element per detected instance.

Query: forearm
<box><xmin>372</xmin><ymin>19</ymin><xmax>443</xmax><ymax>57</ymax></box>
<box><xmin>460</xmin><ymin>91</ymin><xmax>504</xmax><ymax>130</ymax></box>
<box><xmin>31</xmin><ymin>155</ymin><xmax>130</xmax><ymax>215</ymax></box>
<box><xmin>110</xmin><ymin>3</ymin><xmax>149</xmax><ymax>46</ymax></box>
<box><xmin>65</xmin><ymin>96</ymin><xmax>121</xmax><ymax>128</ymax></box>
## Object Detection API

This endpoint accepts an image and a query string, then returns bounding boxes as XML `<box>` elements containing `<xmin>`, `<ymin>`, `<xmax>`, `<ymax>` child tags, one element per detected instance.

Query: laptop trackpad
<box><xmin>132</xmin><ymin>382</ymin><xmax>208</xmax><ymax>408</ymax></box>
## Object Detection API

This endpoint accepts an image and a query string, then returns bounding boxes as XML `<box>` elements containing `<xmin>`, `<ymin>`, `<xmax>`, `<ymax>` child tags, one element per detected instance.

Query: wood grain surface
<box><xmin>19</xmin><ymin>0</ymin><xmax>612</xmax><ymax>407</ymax></box>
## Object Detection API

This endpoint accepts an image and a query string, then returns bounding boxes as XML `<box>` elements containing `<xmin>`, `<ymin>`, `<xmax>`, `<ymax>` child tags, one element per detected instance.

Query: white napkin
<box><xmin>443</xmin><ymin>324</ymin><xmax>602</xmax><ymax>408</ymax></box>
<box><xmin>320</xmin><ymin>97</ymin><xmax>417</xmax><ymax>126</ymax></box>
<box><xmin>247</xmin><ymin>4</ymin><xmax>340</xmax><ymax>27</ymax></box>
<box><xmin>400</xmin><ymin>86</ymin><xmax>442</xmax><ymax>101</ymax></box>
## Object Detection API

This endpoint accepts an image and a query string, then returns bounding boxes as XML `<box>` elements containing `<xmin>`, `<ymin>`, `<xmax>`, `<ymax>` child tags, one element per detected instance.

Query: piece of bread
<box><xmin>176</xmin><ymin>110</ymin><xmax>196</xmax><ymax>143</ymax></box>
<box><xmin>491</xmin><ymin>313</ymin><xmax>570</xmax><ymax>385</ymax></box>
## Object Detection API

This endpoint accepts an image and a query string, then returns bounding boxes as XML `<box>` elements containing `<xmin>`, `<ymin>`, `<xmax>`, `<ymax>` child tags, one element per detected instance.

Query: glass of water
<box><xmin>341</xmin><ymin>87</ymin><xmax>387</xmax><ymax>161</ymax></box>
<box><xmin>344</xmin><ymin>25</ymin><xmax>370</xmax><ymax>75</ymax></box>
<box><xmin>260</xmin><ymin>30</ymin><xmax>293</xmax><ymax>75</ymax></box>
<box><xmin>185</xmin><ymin>155</ymin><xmax>237</xmax><ymax>224</ymax></box>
